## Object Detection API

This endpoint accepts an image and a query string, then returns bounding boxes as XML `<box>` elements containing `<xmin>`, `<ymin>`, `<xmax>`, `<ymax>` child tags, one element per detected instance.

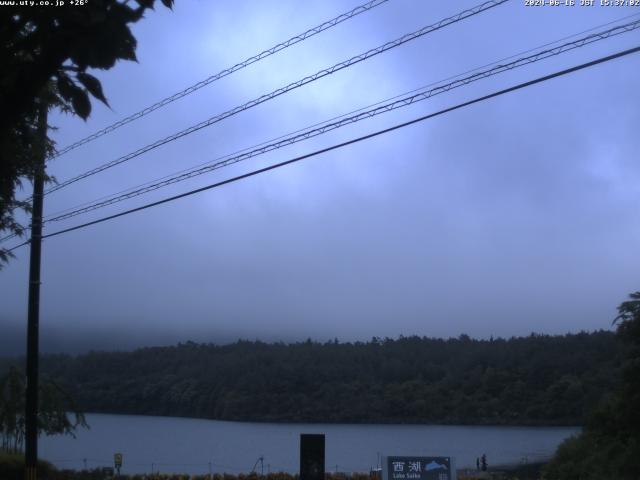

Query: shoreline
<box><xmin>78</xmin><ymin>411</ymin><xmax>584</xmax><ymax>429</ymax></box>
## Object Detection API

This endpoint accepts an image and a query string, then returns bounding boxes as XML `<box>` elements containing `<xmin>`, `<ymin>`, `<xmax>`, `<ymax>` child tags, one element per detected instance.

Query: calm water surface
<box><xmin>40</xmin><ymin>414</ymin><xmax>580</xmax><ymax>475</ymax></box>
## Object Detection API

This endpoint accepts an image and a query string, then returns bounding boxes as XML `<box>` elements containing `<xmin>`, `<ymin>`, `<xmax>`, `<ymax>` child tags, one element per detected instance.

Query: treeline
<box><xmin>2</xmin><ymin>331</ymin><xmax>622</xmax><ymax>425</ymax></box>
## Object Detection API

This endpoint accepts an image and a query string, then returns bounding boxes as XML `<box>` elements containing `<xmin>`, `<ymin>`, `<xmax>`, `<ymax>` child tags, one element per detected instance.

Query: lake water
<box><xmin>40</xmin><ymin>414</ymin><xmax>580</xmax><ymax>475</ymax></box>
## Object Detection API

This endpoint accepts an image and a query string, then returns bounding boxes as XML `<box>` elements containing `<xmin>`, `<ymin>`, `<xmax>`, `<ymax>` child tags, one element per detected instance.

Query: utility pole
<box><xmin>24</xmin><ymin>99</ymin><xmax>48</xmax><ymax>480</ymax></box>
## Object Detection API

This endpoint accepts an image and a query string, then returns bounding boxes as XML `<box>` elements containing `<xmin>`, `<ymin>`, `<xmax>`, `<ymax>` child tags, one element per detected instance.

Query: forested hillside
<box><xmin>3</xmin><ymin>331</ymin><xmax>621</xmax><ymax>425</ymax></box>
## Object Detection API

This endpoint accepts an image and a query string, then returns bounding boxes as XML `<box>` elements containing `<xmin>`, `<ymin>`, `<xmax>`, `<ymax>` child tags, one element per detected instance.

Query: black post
<box><xmin>300</xmin><ymin>434</ymin><xmax>325</xmax><ymax>480</ymax></box>
<box><xmin>25</xmin><ymin>100</ymin><xmax>47</xmax><ymax>480</ymax></box>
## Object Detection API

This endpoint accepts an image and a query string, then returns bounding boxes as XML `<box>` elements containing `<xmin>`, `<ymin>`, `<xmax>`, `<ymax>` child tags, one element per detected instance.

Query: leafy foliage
<box><xmin>544</xmin><ymin>292</ymin><xmax>640</xmax><ymax>480</ymax></box>
<box><xmin>17</xmin><ymin>331</ymin><xmax>622</xmax><ymax>426</ymax></box>
<box><xmin>0</xmin><ymin>0</ymin><xmax>174</xmax><ymax>266</ymax></box>
<box><xmin>0</xmin><ymin>366</ymin><xmax>88</xmax><ymax>453</ymax></box>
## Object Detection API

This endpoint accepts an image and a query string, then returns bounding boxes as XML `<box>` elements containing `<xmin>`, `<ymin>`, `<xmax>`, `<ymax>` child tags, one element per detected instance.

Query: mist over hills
<box><xmin>0</xmin><ymin>320</ymin><xmax>278</xmax><ymax>356</ymax></box>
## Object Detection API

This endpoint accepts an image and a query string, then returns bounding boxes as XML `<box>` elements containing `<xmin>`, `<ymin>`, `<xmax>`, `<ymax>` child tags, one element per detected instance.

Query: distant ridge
<box><xmin>0</xmin><ymin>331</ymin><xmax>619</xmax><ymax>426</ymax></box>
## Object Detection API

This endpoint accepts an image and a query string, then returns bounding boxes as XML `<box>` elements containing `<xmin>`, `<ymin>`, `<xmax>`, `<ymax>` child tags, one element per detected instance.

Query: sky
<box><xmin>1</xmin><ymin>0</ymin><xmax>639</xmax><ymax>355</ymax></box>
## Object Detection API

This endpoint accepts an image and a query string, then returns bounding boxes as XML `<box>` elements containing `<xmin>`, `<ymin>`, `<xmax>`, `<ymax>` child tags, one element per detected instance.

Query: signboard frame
<box><xmin>381</xmin><ymin>455</ymin><xmax>457</xmax><ymax>480</ymax></box>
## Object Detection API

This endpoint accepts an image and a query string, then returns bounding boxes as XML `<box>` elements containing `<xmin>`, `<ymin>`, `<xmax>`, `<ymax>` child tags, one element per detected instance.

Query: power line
<box><xmin>19</xmin><ymin>10</ymin><xmax>640</xmax><ymax>227</ymax></box>
<box><xmin>0</xmin><ymin>231</ymin><xmax>20</xmax><ymax>243</ymax></box>
<box><xmin>41</xmin><ymin>18</ymin><xmax>640</xmax><ymax>223</ymax></box>
<box><xmin>43</xmin><ymin>0</ymin><xmax>508</xmax><ymax>196</ymax></box>
<box><xmin>7</xmin><ymin>239</ymin><xmax>30</xmax><ymax>253</ymax></box>
<box><xmin>4</xmin><ymin>11</ymin><xmax>637</xmax><ymax>248</ymax></box>
<box><xmin>52</xmin><ymin>0</ymin><xmax>391</xmax><ymax>159</ymax></box>
<box><xmin>6</xmin><ymin>44</ymin><xmax>637</xmax><ymax>252</ymax></box>
<box><xmin>10</xmin><ymin>11</ymin><xmax>638</xmax><ymax>229</ymax></box>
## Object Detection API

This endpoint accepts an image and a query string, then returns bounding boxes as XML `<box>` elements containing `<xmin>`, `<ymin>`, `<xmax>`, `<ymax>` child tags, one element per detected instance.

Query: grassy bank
<box><xmin>1</xmin><ymin>453</ymin><xmax>544</xmax><ymax>480</ymax></box>
<box><xmin>458</xmin><ymin>462</ymin><xmax>545</xmax><ymax>479</ymax></box>
<box><xmin>0</xmin><ymin>452</ymin><xmax>62</xmax><ymax>480</ymax></box>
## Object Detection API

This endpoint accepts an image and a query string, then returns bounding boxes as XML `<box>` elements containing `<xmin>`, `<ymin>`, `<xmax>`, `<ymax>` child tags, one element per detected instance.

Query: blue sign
<box><xmin>384</xmin><ymin>456</ymin><xmax>455</xmax><ymax>480</ymax></box>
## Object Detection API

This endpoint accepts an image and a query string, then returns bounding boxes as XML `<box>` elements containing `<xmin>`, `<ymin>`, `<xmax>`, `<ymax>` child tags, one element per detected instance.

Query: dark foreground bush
<box><xmin>0</xmin><ymin>459</ymin><xmax>379</xmax><ymax>480</ymax></box>
<box><xmin>543</xmin><ymin>292</ymin><xmax>640</xmax><ymax>480</ymax></box>
<box><xmin>0</xmin><ymin>452</ymin><xmax>60</xmax><ymax>480</ymax></box>
<box><xmin>544</xmin><ymin>432</ymin><xmax>640</xmax><ymax>480</ymax></box>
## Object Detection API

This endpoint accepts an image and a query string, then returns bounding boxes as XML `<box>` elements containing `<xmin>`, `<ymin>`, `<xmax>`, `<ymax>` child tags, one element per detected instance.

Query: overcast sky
<box><xmin>1</xmin><ymin>0</ymin><xmax>639</xmax><ymax>355</ymax></box>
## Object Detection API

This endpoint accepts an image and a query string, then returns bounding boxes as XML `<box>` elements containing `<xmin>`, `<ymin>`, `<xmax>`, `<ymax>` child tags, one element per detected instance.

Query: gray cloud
<box><xmin>2</xmin><ymin>0</ymin><xmax>639</xmax><ymax>354</ymax></box>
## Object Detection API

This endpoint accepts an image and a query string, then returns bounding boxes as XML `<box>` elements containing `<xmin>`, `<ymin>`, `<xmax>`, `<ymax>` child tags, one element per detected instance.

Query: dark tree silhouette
<box><xmin>545</xmin><ymin>291</ymin><xmax>640</xmax><ymax>480</ymax></box>
<box><xmin>0</xmin><ymin>0</ymin><xmax>174</xmax><ymax>265</ymax></box>
<box><xmin>0</xmin><ymin>366</ymin><xmax>87</xmax><ymax>453</ymax></box>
